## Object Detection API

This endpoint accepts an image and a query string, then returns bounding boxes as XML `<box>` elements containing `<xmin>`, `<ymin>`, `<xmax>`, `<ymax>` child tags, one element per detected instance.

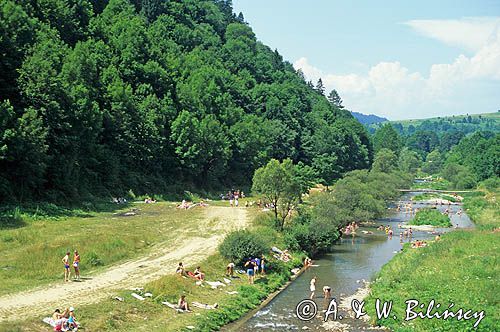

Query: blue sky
<box><xmin>233</xmin><ymin>0</ymin><xmax>500</xmax><ymax>120</ymax></box>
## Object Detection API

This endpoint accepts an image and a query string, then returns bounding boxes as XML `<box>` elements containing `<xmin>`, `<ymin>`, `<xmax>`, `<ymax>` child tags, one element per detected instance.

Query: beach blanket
<box><xmin>191</xmin><ymin>302</ymin><xmax>218</xmax><ymax>310</ymax></box>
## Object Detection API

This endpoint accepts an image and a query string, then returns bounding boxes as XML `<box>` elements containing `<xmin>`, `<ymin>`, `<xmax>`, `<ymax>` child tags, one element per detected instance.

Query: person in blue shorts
<box><xmin>244</xmin><ymin>259</ymin><xmax>256</xmax><ymax>284</ymax></box>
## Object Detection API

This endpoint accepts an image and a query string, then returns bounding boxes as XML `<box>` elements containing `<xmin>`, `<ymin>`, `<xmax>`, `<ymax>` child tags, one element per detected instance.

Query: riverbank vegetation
<box><xmin>366</xmin><ymin>187</ymin><xmax>499</xmax><ymax>331</ymax></box>
<box><xmin>409</xmin><ymin>208</ymin><xmax>451</xmax><ymax>227</ymax></box>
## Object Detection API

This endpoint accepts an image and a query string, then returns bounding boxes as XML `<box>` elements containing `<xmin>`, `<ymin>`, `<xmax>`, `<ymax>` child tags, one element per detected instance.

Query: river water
<box><xmin>227</xmin><ymin>192</ymin><xmax>474</xmax><ymax>332</ymax></box>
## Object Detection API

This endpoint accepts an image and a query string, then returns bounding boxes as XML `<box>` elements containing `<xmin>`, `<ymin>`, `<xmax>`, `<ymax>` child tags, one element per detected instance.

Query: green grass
<box><xmin>0</xmin><ymin>251</ymin><xmax>302</xmax><ymax>332</ymax></box>
<box><xmin>409</xmin><ymin>208</ymin><xmax>451</xmax><ymax>227</ymax></box>
<box><xmin>366</xmin><ymin>188</ymin><xmax>499</xmax><ymax>331</ymax></box>
<box><xmin>0</xmin><ymin>202</ymin><xmax>207</xmax><ymax>295</ymax></box>
<box><xmin>463</xmin><ymin>190</ymin><xmax>499</xmax><ymax>231</ymax></box>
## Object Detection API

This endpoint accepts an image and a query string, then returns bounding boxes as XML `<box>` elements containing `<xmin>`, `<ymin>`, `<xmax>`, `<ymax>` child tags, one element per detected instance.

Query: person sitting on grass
<box><xmin>67</xmin><ymin>307</ymin><xmax>78</xmax><ymax>330</ymax></box>
<box><xmin>178</xmin><ymin>295</ymin><xmax>190</xmax><ymax>312</ymax></box>
<box><xmin>176</xmin><ymin>262</ymin><xmax>186</xmax><ymax>276</ymax></box>
<box><xmin>194</xmin><ymin>266</ymin><xmax>205</xmax><ymax>281</ymax></box>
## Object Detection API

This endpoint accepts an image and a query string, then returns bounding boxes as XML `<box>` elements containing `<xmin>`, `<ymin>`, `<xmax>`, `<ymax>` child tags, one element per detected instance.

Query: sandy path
<box><xmin>0</xmin><ymin>206</ymin><xmax>248</xmax><ymax>322</ymax></box>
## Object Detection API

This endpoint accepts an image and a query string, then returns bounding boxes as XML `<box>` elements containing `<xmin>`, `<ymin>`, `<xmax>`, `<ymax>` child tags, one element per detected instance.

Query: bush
<box><xmin>219</xmin><ymin>230</ymin><xmax>268</xmax><ymax>265</ymax></box>
<box><xmin>410</xmin><ymin>208</ymin><xmax>451</xmax><ymax>227</ymax></box>
<box><xmin>479</xmin><ymin>177</ymin><xmax>500</xmax><ymax>191</ymax></box>
<box><xmin>284</xmin><ymin>213</ymin><xmax>340</xmax><ymax>258</ymax></box>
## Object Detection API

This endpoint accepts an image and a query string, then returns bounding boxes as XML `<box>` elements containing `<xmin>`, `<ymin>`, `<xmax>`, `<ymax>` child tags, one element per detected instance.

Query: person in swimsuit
<box><xmin>62</xmin><ymin>252</ymin><xmax>71</xmax><ymax>282</ymax></box>
<box><xmin>226</xmin><ymin>262</ymin><xmax>235</xmax><ymax>277</ymax></box>
<box><xmin>178</xmin><ymin>295</ymin><xmax>190</xmax><ymax>311</ymax></box>
<box><xmin>193</xmin><ymin>266</ymin><xmax>205</xmax><ymax>281</ymax></box>
<box><xmin>260</xmin><ymin>256</ymin><xmax>265</xmax><ymax>275</ymax></box>
<box><xmin>310</xmin><ymin>276</ymin><xmax>317</xmax><ymax>299</ymax></box>
<box><xmin>67</xmin><ymin>307</ymin><xmax>77</xmax><ymax>330</ymax></box>
<box><xmin>323</xmin><ymin>285</ymin><xmax>332</xmax><ymax>305</ymax></box>
<box><xmin>176</xmin><ymin>262</ymin><xmax>186</xmax><ymax>276</ymax></box>
<box><xmin>73</xmin><ymin>250</ymin><xmax>80</xmax><ymax>281</ymax></box>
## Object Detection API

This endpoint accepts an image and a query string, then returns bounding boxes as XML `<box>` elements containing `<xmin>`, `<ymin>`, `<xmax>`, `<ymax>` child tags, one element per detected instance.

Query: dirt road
<box><xmin>0</xmin><ymin>206</ymin><xmax>249</xmax><ymax>322</ymax></box>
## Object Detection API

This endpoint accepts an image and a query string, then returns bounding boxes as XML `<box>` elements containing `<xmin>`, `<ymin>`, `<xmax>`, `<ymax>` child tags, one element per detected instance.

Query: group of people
<box><xmin>175</xmin><ymin>262</ymin><xmax>205</xmax><ymax>281</ymax></box>
<box><xmin>224</xmin><ymin>190</ymin><xmax>244</xmax><ymax>207</ymax></box>
<box><xmin>344</xmin><ymin>222</ymin><xmax>359</xmax><ymax>236</ymax></box>
<box><xmin>309</xmin><ymin>276</ymin><xmax>332</xmax><ymax>303</ymax></box>
<box><xmin>48</xmin><ymin>307</ymin><xmax>78</xmax><ymax>331</ymax></box>
<box><xmin>62</xmin><ymin>251</ymin><xmax>80</xmax><ymax>282</ymax></box>
<box><xmin>244</xmin><ymin>256</ymin><xmax>265</xmax><ymax>284</ymax></box>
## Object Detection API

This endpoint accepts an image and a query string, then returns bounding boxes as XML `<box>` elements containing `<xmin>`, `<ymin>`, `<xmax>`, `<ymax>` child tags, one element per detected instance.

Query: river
<box><xmin>225</xmin><ymin>192</ymin><xmax>474</xmax><ymax>331</ymax></box>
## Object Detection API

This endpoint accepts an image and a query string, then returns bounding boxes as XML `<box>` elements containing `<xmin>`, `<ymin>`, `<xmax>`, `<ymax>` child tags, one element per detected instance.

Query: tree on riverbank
<box><xmin>251</xmin><ymin>159</ymin><xmax>315</xmax><ymax>230</ymax></box>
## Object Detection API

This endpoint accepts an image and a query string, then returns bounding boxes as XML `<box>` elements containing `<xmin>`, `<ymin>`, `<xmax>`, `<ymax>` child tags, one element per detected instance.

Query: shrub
<box><xmin>410</xmin><ymin>208</ymin><xmax>451</xmax><ymax>227</ymax></box>
<box><xmin>284</xmin><ymin>213</ymin><xmax>340</xmax><ymax>258</ymax></box>
<box><xmin>219</xmin><ymin>230</ymin><xmax>268</xmax><ymax>265</ymax></box>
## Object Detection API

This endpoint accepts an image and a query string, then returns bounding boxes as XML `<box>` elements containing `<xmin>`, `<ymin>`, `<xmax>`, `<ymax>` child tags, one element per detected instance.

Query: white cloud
<box><xmin>405</xmin><ymin>17</ymin><xmax>500</xmax><ymax>52</ymax></box>
<box><xmin>294</xmin><ymin>17</ymin><xmax>500</xmax><ymax>120</ymax></box>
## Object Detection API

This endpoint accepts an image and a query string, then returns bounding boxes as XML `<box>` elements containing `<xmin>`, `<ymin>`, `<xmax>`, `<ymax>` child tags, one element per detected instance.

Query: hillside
<box><xmin>350</xmin><ymin>111</ymin><xmax>388</xmax><ymax>125</ymax></box>
<box><xmin>0</xmin><ymin>0</ymin><xmax>372</xmax><ymax>203</ymax></box>
<box><xmin>368</xmin><ymin>112</ymin><xmax>499</xmax><ymax>135</ymax></box>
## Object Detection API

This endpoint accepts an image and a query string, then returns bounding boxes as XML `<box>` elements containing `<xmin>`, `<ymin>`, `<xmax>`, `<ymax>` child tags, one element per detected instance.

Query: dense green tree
<box><xmin>398</xmin><ymin>148</ymin><xmax>421</xmax><ymax>174</ymax></box>
<box><xmin>327</xmin><ymin>89</ymin><xmax>343</xmax><ymax>108</ymax></box>
<box><xmin>421</xmin><ymin>149</ymin><xmax>443</xmax><ymax>175</ymax></box>
<box><xmin>0</xmin><ymin>0</ymin><xmax>375</xmax><ymax>203</ymax></box>
<box><xmin>372</xmin><ymin>148</ymin><xmax>398</xmax><ymax>173</ymax></box>
<box><xmin>373</xmin><ymin>124</ymin><xmax>401</xmax><ymax>154</ymax></box>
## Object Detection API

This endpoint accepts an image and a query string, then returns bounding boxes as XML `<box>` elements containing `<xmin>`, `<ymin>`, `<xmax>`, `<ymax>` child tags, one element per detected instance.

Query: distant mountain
<box><xmin>350</xmin><ymin>111</ymin><xmax>388</xmax><ymax>125</ymax></box>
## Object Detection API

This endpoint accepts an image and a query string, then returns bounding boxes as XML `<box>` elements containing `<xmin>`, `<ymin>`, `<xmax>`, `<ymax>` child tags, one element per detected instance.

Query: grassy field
<box><xmin>0</xmin><ymin>209</ymin><xmax>303</xmax><ymax>332</ymax></box>
<box><xmin>366</xmin><ymin>188</ymin><xmax>499</xmax><ymax>331</ymax></box>
<box><xmin>0</xmin><ymin>201</ymin><xmax>235</xmax><ymax>296</ymax></box>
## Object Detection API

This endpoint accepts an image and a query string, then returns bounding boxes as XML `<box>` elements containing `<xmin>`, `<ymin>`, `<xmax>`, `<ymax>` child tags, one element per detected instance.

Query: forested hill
<box><xmin>368</xmin><ymin>112</ymin><xmax>499</xmax><ymax>135</ymax></box>
<box><xmin>350</xmin><ymin>111</ymin><xmax>388</xmax><ymax>125</ymax></box>
<box><xmin>0</xmin><ymin>0</ymin><xmax>372</xmax><ymax>203</ymax></box>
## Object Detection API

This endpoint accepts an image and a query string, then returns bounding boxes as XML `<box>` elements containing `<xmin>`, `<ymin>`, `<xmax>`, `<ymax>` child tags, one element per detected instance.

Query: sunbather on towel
<box><xmin>178</xmin><ymin>295</ymin><xmax>190</xmax><ymax>311</ymax></box>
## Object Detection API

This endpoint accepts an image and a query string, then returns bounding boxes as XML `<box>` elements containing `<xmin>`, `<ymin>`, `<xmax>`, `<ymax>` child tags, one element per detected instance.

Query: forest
<box><xmin>371</xmin><ymin>122</ymin><xmax>499</xmax><ymax>189</ymax></box>
<box><xmin>0</xmin><ymin>0</ymin><xmax>372</xmax><ymax>203</ymax></box>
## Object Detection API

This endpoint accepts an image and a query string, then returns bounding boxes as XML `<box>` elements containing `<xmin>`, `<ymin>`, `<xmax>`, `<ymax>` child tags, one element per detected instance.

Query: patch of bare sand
<box><xmin>0</xmin><ymin>206</ymin><xmax>248</xmax><ymax>322</ymax></box>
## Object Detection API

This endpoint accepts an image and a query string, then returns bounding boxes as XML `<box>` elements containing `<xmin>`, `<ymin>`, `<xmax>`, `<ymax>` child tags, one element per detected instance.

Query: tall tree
<box><xmin>372</xmin><ymin>123</ymin><xmax>402</xmax><ymax>155</ymax></box>
<box><xmin>327</xmin><ymin>89</ymin><xmax>343</xmax><ymax>108</ymax></box>
<box><xmin>315</xmin><ymin>78</ymin><xmax>325</xmax><ymax>95</ymax></box>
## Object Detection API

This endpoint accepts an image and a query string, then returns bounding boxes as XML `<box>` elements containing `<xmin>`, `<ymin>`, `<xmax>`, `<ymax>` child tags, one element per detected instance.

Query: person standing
<box><xmin>73</xmin><ymin>250</ymin><xmax>81</xmax><ymax>281</ymax></box>
<box><xmin>245</xmin><ymin>259</ymin><xmax>256</xmax><ymax>284</ymax></box>
<box><xmin>62</xmin><ymin>252</ymin><xmax>71</xmax><ymax>282</ymax></box>
<box><xmin>310</xmin><ymin>276</ymin><xmax>317</xmax><ymax>299</ymax></box>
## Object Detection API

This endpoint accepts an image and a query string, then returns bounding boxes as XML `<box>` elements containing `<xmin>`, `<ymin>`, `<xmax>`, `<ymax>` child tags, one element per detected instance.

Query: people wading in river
<box><xmin>310</xmin><ymin>276</ymin><xmax>317</xmax><ymax>299</ymax></box>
